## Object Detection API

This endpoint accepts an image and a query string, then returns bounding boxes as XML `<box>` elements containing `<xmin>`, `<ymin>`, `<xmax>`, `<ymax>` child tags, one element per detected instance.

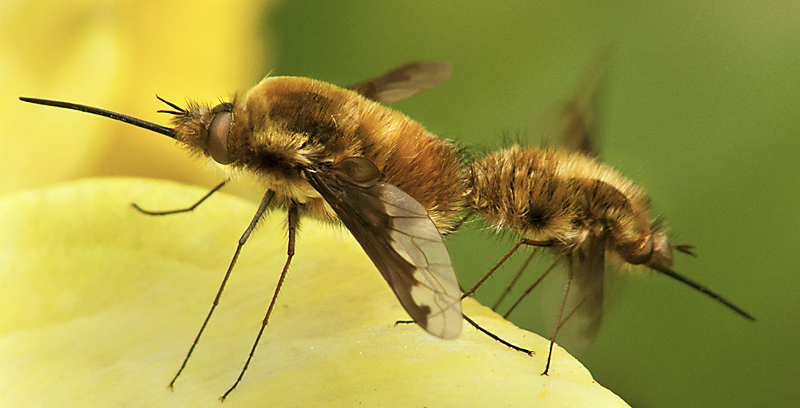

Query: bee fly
<box><xmin>21</xmin><ymin>62</ymin><xmax>465</xmax><ymax>400</ymax></box>
<box><xmin>460</xmin><ymin>61</ymin><xmax>755</xmax><ymax>375</ymax></box>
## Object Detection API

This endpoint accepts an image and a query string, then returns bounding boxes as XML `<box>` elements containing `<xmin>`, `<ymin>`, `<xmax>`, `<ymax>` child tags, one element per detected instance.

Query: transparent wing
<box><xmin>568</xmin><ymin>235</ymin><xmax>606</xmax><ymax>340</ymax></box>
<box><xmin>348</xmin><ymin>61</ymin><xmax>453</xmax><ymax>103</ymax></box>
<box><xmin>304</xmin><ymin>158</ymin><xmax>462</xmax><ymax>339</ymax></box>
<box><xmin>542</xmin><ymin>235</ymin><xmax>606</xmax><ymax>353</ymax></box>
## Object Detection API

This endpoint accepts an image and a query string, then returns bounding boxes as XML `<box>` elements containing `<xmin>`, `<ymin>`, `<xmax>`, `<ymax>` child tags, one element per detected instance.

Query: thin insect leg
<box><xmin>396</xmin><ymin>314</ymin><xmax>535</xmax><ymax>356</ymax></box>
<box><xmin>543</xmin><ymin>257</ymin><xmax>574</xmax><ymax>376</ymax></box>
<box><xmin>220</xmin><ymin>203</ymin><xmax>299</xmax><ymax>401</ymax></box>
<box><xmin>134</xmin><ymin>181</ymin><xmax>228</xmax><ymax>215</ymax></box>
<box><xmin>156</xmin><ymin>95</ymin><xmax>186</xmax><ymax>114</ymax></box>
<box><xmin>168</xmin><ymin>190</ymin><xmax>274</xmax><ymax>390</ymax></box>
<box><xmin>462</xmin><ymin>314</ymin><xmax>534</xmax><ymax>356</ymax></box>
<box><xmin>463</xmin><ymin>238</ymin><xmax>554</xmax><ymax>299</ymax></box>
<box><xmin>554</xmin><ymin>292</ymin><xmax>590</xmax><ymax>332</ymax></box>
<box><xmin>503</xmin><ymin>256</ymin><xmax>561</xmax><ymax>318</ymax></box>
<box><xmin>492</xmin><ymin>247</ymin><xmax>540</xmax><ymax>310</ymax></box>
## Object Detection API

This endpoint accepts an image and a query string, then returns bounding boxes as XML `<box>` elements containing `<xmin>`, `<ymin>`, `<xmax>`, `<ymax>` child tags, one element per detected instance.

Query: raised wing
<box><xmin>551</xmin><ymin>52</ymin><xmax>611</xmax><ymax>156</ymax></box>
<box><xmin>304</xmin><ymin>157</ymin><xmax>462</xmax><ymax>339</ymax></box>
<box><xmin>348</xmin><ymin>61</ymin><xmax>453</xmax><ymax>103</ymax></box>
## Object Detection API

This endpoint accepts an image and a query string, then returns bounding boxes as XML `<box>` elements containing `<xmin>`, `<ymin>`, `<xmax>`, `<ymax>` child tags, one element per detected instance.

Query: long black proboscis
<box><xmin>658</xmin><ymin>267</ymin><xmax>756</xmax><ymax>320</ymax></box>
<box><xmin>19</xmin><ymin>97</ymin><xmax>175</xmax><ymax>138</ymax></box>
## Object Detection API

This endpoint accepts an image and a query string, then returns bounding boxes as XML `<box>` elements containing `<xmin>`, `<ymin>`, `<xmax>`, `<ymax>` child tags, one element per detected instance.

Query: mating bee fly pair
<box><xmin>20</xmin><ymin>61</ymin><xmax>753</xmax><ymax>400</ymax></box>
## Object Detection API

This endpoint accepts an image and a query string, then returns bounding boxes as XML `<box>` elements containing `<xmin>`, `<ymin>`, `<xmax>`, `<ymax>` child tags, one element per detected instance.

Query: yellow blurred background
<box><xmin>2</xmin><ymin>0</ymin><xmax>270</xmax><ymax>196</ymax></box>
<box><xmin>3</xmin><ymin>1</ymin><xmax>799</xmax><ymax>407</ymax></box>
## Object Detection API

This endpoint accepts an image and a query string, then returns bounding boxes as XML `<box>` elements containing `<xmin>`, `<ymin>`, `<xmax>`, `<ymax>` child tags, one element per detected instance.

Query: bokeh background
<box><xmin>3</xmin><ymin>1</ymin><xmax>798</xmax><ymax>407</ymax></box>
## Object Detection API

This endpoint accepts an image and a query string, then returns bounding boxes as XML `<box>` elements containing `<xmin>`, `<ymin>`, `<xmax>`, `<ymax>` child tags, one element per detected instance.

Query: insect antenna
<box><xmin>674</xmin><ymin>244</ymin><xmax>697</xmax><ymax>256</ymax></box>
<box><xmin>156</xmin><ymin>95</ymin><xmax>187</xmax><ymax>115</ymax></box>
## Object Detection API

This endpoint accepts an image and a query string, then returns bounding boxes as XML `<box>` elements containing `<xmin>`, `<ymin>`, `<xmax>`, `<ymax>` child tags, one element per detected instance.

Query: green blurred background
<box><xmin>4</xmin><ymin>1</ymin><xmax>799</xmax><ymax>407</ymax></box>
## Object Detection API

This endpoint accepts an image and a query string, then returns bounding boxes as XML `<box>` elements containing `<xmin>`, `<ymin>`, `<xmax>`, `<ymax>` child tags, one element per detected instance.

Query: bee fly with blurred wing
<box><xmin>460</xmin><ymin>58</ymin><xmax>755</xmax><ymax>374</ymax></box>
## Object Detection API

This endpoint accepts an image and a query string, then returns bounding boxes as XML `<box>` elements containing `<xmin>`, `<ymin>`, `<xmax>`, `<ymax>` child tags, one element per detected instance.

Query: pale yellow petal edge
<box><xmin>0</xmin><ymin>179</ymin><xmax>630</xmax><ymax>407</ymax></box>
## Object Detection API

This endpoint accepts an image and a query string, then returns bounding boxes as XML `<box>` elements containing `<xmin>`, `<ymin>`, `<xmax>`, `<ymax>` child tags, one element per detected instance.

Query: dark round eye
<box><xmin>207</xmin><ymin>103</ymin><xmax>233</xmax><ymax>164</ymax></box>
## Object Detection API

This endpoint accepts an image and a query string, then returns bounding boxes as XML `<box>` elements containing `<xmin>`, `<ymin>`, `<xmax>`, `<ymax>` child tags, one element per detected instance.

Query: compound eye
<box><xmin>207</xmin><ymin>103</ymin><xmax>233</xmax><ymax>164</ymax></box>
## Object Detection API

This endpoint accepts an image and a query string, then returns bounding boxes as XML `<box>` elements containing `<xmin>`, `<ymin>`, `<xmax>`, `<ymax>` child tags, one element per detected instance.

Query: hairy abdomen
<box><xmin>465</xmin><ymin>145</ymin><xmax>654</xmax><ymax>262</ymax></box>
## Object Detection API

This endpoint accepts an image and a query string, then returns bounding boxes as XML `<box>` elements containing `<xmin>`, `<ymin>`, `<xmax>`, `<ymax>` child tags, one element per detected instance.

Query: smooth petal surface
<box><xmin>0</xmin><ymin>179</ymin><xmax>629</xmax><ymax>407</ymax></box>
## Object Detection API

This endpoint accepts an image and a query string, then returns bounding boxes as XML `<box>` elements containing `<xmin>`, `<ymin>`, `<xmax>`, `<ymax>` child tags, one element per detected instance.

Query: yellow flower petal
<box><xmin>0</xmin><ymin>179</ymin><xmax>629</xmax><ymax>407</ymax></box>
<box><xmin>1</xmin><ymin>0</ymin><xmax>271</xmax><ymax>195</ymax></box>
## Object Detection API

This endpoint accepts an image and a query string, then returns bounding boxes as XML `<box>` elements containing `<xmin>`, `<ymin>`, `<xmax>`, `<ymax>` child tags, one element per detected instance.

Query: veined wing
<box><xmin>304</xmin><ymin>157</ymin><xmax>462</xmax><ymax>339</ymax></box>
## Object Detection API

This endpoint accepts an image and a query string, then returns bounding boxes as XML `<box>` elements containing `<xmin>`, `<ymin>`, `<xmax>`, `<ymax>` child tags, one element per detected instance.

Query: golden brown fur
<box><xmin>171</xmin><ymin>76</ymin><xmax>465</xmax><ymax>233</ymax></box>
<box><xmin>465</xmin><ymin>145</ymin><xmax>672</xmax><ymax>268</ymax></box>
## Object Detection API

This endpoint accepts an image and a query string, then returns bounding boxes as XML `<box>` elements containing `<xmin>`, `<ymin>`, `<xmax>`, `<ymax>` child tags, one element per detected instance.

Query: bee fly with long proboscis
<box><xmin>21</xmin><ymin>62</ymin><xmax>484</xmax><ymax>400</ymax></box>
<box><xmin>459</xmin><ymin>58</ymin><xmax>755</xmax><ymax>374</ymax></box>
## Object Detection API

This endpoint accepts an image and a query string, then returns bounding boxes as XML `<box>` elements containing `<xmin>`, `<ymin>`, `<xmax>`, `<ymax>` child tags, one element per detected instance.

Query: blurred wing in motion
<box><xmin>568</xmin><ymin>235</ymin><xmax>607</xmax><ymax>339</ymax></box>
<box><xmin>550</xmin><ymin>51</ymin><xmax>612</xmax><ymax>156</ymax></box>
<box><xmin>543</xmin><ymin>235</ymin><xmax>606</xmax><ymax>354</ymax></box>
<box><xmin>348</xmin><ymin>61</ymin><xmax>453</xmax><ymax>103</ymax></box>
